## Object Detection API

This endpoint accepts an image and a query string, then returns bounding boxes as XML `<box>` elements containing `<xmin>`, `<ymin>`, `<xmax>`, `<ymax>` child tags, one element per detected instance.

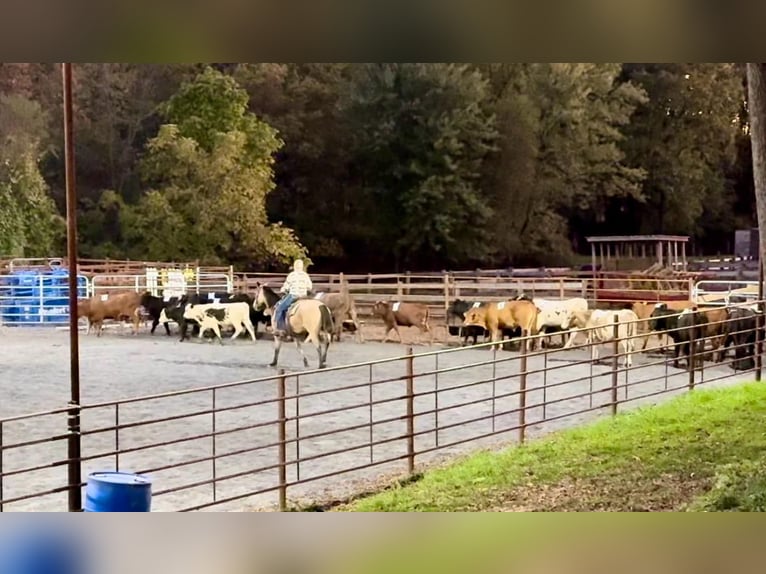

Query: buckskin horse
<box><xmin>253</xmin><ymin>283</ymin><xmax>335</xmax><ymax>369</ymax></box>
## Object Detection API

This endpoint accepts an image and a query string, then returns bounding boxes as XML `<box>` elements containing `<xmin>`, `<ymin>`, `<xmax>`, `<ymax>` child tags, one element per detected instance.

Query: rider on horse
<box><xmin>274</xmin><ymin>259</ymin><xmax>313</xmax><ymax>334</ymax></box>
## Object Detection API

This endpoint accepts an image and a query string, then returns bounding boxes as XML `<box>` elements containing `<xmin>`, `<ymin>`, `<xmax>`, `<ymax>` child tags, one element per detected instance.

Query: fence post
<box><xmin>67</xmin><ymin>401</ymin><xmax>82</xmax><ymax>512</ymax></box>
<box><xmin>757</xmin><ymin>311</ymin><xmax>763</xmax><ymax>382</ymax></box>
<box><xmin>406</xmin><ymin>347</ymin><xmax>415</xmax><ymax>475</ymax></box>
<box><xmin>518</xmin><ymin>336</ymin><xmax>528</xmax><ymax>444</ymax></box>
<box><xmin>443</xmin><ymin>273</ymin><xmax>450</xmax><ymax>314</ymax></box>
<box><xmin>611</xmin><ymin>314</ymin><xmax>619</xmax><ymax>416</ymax></box>
<box><xmin>688</xmin><ymin>321</ymin><xmax>696</xmax><ymax>391</ymax></box>
<box><xmin>277</xmin><ymin>370</ymin><xmax>287</xmax><ymax>511</ymax></box>
<box><xmin>1</xmin><ymin>421</ymin><xmax>4</xmax><ymax>512</ymax></box>
<box><xmin>211</xmin><ymin>389</ymin><xmax>217</xmax><ymax>502</ymax></box>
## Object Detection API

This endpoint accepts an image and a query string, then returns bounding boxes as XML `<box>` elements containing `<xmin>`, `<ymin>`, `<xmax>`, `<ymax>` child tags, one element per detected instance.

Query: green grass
<box><xmin>339</xmin><ymin>382</ymin><xmax>766</xmax><ymax>512</ymax></box>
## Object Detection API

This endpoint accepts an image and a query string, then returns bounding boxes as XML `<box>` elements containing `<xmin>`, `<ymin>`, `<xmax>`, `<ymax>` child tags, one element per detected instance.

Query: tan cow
<box><xmin>697</xmin><ymin>306</ymin><xmax>731</xmax><ymax>362</ymax></box>
<box><xmin>462</xmin><ymin>299</ymin><xmax>539</xmax><ymax>351</ymax></box>
<box><xmin>80</xmin><ymin>291</ymin><xmax>142</xmax><ymax>336</ymax></box>
<box><xmin>371</xmin><ymin>301</ymin><xmax>433</xmax><ymax>344</ymax></box>
<box><xmin>314</xmin><ymin>291</ymin><xmax>363</xmax><ymax>343</ymax></box>
<box><xmin>631</xmin><ymin>300</ymin><xmax>695</xmax><ymax>351</ymax></box>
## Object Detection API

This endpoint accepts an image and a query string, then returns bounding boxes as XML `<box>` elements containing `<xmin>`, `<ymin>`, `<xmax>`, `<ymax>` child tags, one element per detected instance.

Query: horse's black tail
<box><xmin>320</xmin><ymin>304</ymin><xmax>335</xmax><ymax>341</ymax></box>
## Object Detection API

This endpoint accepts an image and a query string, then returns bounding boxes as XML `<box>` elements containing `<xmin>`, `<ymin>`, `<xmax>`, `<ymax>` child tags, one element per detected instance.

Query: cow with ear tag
<box><xmin>371</xmin><ymin>300</ymin><xmax>433</xmax><ymax>344</ymax></box>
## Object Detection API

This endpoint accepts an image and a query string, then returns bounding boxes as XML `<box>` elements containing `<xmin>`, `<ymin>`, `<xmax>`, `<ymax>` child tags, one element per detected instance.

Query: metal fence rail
<box><xmin>1</xmin><ymin>303</ymin><xmax>763</xmax><ymax>511</ymax></box>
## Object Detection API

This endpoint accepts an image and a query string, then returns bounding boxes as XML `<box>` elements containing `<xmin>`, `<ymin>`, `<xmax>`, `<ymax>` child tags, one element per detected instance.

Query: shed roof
<box><xmin>585</xmin><ymin>235</ymin><xmax>689</xmax><ymax>243</ymax></box>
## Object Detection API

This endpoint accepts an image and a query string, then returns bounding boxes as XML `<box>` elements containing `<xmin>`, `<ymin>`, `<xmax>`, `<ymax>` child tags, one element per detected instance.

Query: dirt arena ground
<box><xmin>0</xmin><ymin>320</ymin><xmax>755</xmax><ymax>511</ymax></box>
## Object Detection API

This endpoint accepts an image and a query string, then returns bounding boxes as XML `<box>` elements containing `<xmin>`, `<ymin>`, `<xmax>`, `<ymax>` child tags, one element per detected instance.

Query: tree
<box><xmin>0</xmin><ymin>94</ymin><xmax>64</xmax><ymax>256</ymax></box>
<box><xmin>620</xmin><ymin>64</ymin><xmax>744</xmax><ymax>239</ymax></box>
<box><xmin>125</xmin><ymin>67</ymin><xmax>307</xmax><ymax>268</ymax></box>
<box><xmin>746</xmin><ymin>64</ymin><xmax>766</xmax><ymax>262</ymax></box>
<box><xmin>344</xmin><ymin>63</ymin><xmax>498</xmax><ymax>270</ymax></box>
<box><xmin>233</xmin><ymin>63</ymin><xmax>354</xmax><ymax>264</ymax></box>
<box><xmin>480</xmin><ymin>63</ymin><xmax>647</xmax><ymax>264</ymax></box>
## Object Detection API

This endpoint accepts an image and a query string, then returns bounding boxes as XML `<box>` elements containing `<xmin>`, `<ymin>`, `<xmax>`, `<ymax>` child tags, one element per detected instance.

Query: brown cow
<box><xmin>462</xmin><ymin>299</ymin><xmax>539</xmax><ymax>351</ymax></box>
<box><xmin>81</xmin><ymin>291</ymin><xmax>142</xmax><ymax>336</ymax></box>
<box><xmin>631</xmin><ymin>300</ymin><xmax>694</xmax><ymax>351</ymax></box>
<box><xmin>371</xmin><ymin>301</ymin><xmax>433</xmax><ymax>344</ymax></box>
<box><xmin>697</xmin><ymin>306</ymin><xmax>731</xmax><ymax>362</ymax></box>
<box><xmin>314</xmin><ymin>290</ymin><xmax>363</xmax><ymax>343</ymax></box>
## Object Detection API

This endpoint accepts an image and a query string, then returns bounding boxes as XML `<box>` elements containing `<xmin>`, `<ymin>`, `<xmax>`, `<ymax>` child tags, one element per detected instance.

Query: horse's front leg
<box><xmin>270</xmin><ymin>336</ymin><xmax>283</xmax><ymax>367</ymax></box>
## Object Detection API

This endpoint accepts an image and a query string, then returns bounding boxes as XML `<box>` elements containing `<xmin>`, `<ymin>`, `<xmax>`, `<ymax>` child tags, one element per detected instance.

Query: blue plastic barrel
<box><xmin>84</xmin><ymin>471</ymin><xmax>152</xmax><ymax>512</ymax></box>
<box><xmin>1</xmin><ymin>528</ymin><xmax>82</xmax><ymax>574</ymax></box>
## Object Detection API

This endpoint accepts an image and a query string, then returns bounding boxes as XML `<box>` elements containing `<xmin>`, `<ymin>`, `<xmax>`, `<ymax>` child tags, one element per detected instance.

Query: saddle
<box><xmin>276</xmin><ymin>296</ymin><xmax>310</xmax><ymax>331</ymax></box>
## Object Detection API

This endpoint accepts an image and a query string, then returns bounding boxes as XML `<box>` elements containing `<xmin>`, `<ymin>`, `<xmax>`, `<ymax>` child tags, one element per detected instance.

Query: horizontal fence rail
<box><xmin>1</xmin><ymin>300</ymin><xmax>764</xmax><ymax>511</ymax></box>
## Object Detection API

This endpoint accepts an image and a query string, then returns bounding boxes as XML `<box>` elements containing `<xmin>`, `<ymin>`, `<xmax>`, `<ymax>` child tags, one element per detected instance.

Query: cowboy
<box><xmin>274</xmin><ymin>259</ymin><xmax>313</xmax><ymax>333</ymax></box>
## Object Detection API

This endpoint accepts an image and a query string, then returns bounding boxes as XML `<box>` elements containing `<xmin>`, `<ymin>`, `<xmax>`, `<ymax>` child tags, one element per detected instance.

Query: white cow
<box><xmin>560</xmin><ymin>308</ymin><xmax>638</xmax><ymax>367</ymax></box>
<box><xmin>183</xmin><ymin>302</ymin><xmax>257</xmax><ymax>343</ymax></box>
<box><xmin>518</xmin><ymin>296</ymin><xmax>589</xmax><ymax>349</ymax></box>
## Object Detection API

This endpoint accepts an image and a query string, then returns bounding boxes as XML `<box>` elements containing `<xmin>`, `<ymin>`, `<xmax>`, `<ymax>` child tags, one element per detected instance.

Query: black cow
<box><xmin>721</xmin><ymin>307</ymin><xmax>763</xmax><ymax>370</ymax></box>
<box><xmin>447</xmin><ymin>299</ymin><xmax>488</xmax><ymax>346</ymax></box>
<box><xmin>162</xmin><ymin>291</ymin><xmax>269</xmax><ymax>342</ymax></box>
<box><xmin>139</xmin><ymin>291</ymin><xmax>179</xmax><ymax>336</ymax></box>
<box><xmin>650</xmin><ymin>304</ymin><xmax>709</xmax><ymax>370</ymax></box>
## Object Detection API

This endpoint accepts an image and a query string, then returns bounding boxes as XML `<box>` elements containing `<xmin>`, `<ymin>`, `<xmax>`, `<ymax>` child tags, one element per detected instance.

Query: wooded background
<box><xmin>0</xmin><ymin>63</ymin><xmax>754</xmax><ymax>272</ymax></box>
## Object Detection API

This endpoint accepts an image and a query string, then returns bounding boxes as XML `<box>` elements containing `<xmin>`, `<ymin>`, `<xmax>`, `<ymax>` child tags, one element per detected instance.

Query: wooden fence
<box><xmin>1</xmin><ymin>257</ymin><xmax>700</xmax><ymax>324</ymax></box>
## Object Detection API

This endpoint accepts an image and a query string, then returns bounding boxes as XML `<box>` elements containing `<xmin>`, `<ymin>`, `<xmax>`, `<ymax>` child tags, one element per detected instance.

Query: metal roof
<box><xmin>585</xmin><ymin>235</ymin><xmax>690</xmax><ymax>243</ymax></box>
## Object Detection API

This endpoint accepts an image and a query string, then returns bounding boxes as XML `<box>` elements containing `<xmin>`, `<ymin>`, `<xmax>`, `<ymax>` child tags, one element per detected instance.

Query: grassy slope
<box><xmin>340</xmin><ymin>382</ymin><xmax>766</xmax><ymax>512</ymax></box>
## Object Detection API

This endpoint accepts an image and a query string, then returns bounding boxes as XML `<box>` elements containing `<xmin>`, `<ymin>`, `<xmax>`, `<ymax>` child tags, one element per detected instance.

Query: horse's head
<box><xmin>253</xmin><ymin>283</ymin><xmax>278</xmax><ymax>312</ymax></box>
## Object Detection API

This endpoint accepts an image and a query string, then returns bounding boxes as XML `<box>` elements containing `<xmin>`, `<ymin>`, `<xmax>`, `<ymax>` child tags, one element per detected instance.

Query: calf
<box><xmin>183</xmin><ymin>302</ymin><xmax>257</xmax><ymax>342</ymax></box>
<box><xmin>697</xmin><ymin>307</ymin><xmax>730</xmax><ymax>362</ymax></box>
<box><xmin>447</xmin><ymin>299</ymin><xmax>488</xmax><ymax>346</ymax></box>
<box><xmin>82</xmin><ymin>291</ymin><xmax>142</xmax><ymax>336</ymax></box>
<box><xmin>721</xmin><ymin>307</ymin><xmax>763</xmax><ymax>370</ymax></box>
<box><xmin>139</xmin><ymin>291</ymin><xmax>177</xmax><ymax>336</ymax></box>
<box><xmin>462</xmin><ymin>300</ymin><xmax>539</xmax><ymax>351</ymax></box>
<box><xmin>562</xmin><ymin>309</ymin><xmax>638</xmax><ymax>367</ymax></box>
<box><xmin>314</xmin><ymin>291</ymin><xmax>363</xmax><ymax>343</ymax></box>
<box><xmin>516</xmin><ymin>296</ymin><xmax>589</xmax><ymax>349</ymax></box>
<box><xmin>159</xmin><ymin>291</ymin><xmax>268</xmax><ymax>341</ymax></box>
<box><xmin>631</xmin><ymin>300</ymin><xmax>694</xmax><ymax>352</ymax></box>
<box><xmin>649</xmin><ymin>305</ymin><xmax>709</xmax><ymax>370</ymax></box>
<box><xmin>371</xmin><ymin>301</ymin><xmax>433</xmax><ymax>344</ymax></box>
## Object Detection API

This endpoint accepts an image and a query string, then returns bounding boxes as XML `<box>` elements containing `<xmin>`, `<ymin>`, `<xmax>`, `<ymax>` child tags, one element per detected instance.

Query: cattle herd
<box><xmin>71</xmin><ymin>286</ymin><xmax>763</xmax><ymax>372</ymax></box>
<box><xmin>448</xmin><ymin>295</ymin><xmax>764</xmax><ymax>372</ymax></box>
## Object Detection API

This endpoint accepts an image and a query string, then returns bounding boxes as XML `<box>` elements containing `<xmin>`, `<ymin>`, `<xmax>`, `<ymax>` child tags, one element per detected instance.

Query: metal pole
<box><xmin>406</xmin><ymin>347</ymin><xmax>415</xmax><ymax>475</ymax></box>
<box><xmin>63</xmin><ymin>63</ymin><xmax>82</xmax><ymax>513</ymax></box>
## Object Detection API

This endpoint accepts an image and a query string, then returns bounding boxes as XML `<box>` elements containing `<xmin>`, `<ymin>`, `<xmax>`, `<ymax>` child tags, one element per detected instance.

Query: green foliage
<box><xmin>342</xmin><ymin>382</ymin><xmax>766</xmax><ymax>512</ymax></box>
<box><xmin>345</xmin><ymin>63</ymin><xmax>499</xmax><ymax>269</ymax></box>
<box><xmin>0</xmin><ymin>64</ymin><xmax>753</xmax><ymax>269</ymax></box>
<box><xmin>126</xmin><ymin>68</ymin><xmax>307</xmax><ymax>268</ymax></box>
<box><xmin>160</xmin><ymin>66</ymin><xmax>252</xmax><ymax>154</ymax></box>
<box><xmin>481</xmin><ymin>63</ymin><xmax>648</xmax><ymax>264</ymax></box>
<box><xmin>686</xmin><ymin>460</ymin><xmax>766</xmax><ymax>512</ymax></box>
<box><xmin>0</xmin><ymin>94</ymin><xmax>64</xmax><ymax>256</ymax></box>
<box><xmin>621</xmin><ymin>63</ymin><xmax>744</xmax><ymax>236</ymax></box>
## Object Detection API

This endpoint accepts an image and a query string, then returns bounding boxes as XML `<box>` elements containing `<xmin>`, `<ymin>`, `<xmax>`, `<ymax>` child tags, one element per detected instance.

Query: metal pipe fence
<box><xmin>1</xmin><ymin>302</ymin><xmax>763</xmax><ymax>511</ymax></box>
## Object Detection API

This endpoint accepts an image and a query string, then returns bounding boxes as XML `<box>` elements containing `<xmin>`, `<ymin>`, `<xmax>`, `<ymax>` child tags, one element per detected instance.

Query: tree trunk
<box><xmin>747</xmin><ymin>64</ymin><xmax>766</xmax><ymax>262</ymax></box>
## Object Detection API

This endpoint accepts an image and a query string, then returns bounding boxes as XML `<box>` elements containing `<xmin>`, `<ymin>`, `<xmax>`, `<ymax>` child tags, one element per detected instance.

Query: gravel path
<box><xmin>0</xmin><ymin>324</ymin><xmax>755</xmax><ymax>511</ymax></box>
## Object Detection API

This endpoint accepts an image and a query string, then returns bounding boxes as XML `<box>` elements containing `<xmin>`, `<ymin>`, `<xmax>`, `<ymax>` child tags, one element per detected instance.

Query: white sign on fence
<box><xmin>163</xmin><ymin>270</ymin><xmax>187</xmax><ymax>299</ymax></box>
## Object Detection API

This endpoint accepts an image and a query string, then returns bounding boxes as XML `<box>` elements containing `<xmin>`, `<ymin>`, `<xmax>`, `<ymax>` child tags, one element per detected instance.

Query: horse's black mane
<box><xmin>259</xmin><ymin>284</ymin><xmax>280</xmax><ymax>307</ymax></box>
